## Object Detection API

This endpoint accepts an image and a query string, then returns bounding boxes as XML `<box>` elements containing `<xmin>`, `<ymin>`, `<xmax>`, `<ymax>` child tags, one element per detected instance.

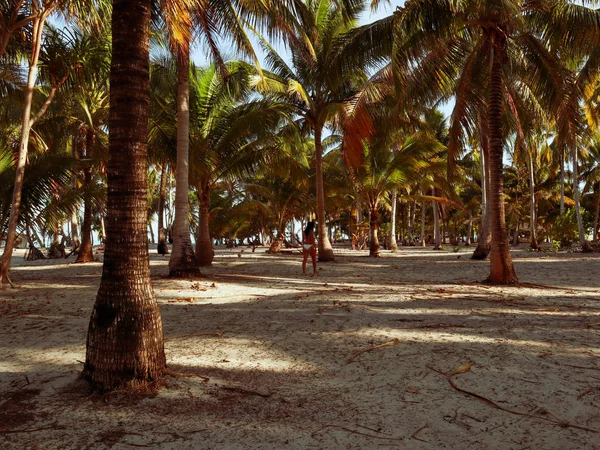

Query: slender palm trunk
<box><xmin>83</xmin><ymin>0</ymin><xmax>166</xmax><ymax>391</ymax></box>
<box><xmin>77</xmin><ymin>128</ymin><xmax>95</xmax><ymax>263</ymax></box>
<box><xmin>572</xmin><ymin>146</ymin><xmax>591</xmax><ymax>252</ymax></box>
<box><xmin>169</xmin><ymin>44</ymin><xmax>200</xmax><ymax>277</ymax></box>
<box><xmin>472</xmin><ymin>116</ymin><xmax>492</xmax><ymax>259</ymax></box>
<box><xmin>314</xmin><ymin>123</ymin><xmax>334</xmax><ymax>261</ymax></box>
<box><xmin>195</xmin><ymin>182</ymin><xmax>214</xmax><ymax>266</ymax></box>
<box><xmin>369</xmin><ymin>204</ymin><xmax>380</xmax><ymax>257</ymax></box>
<box><xmin>593</xmin><ymin>181</ymin><xmax>600</xmax><ymax>241</ymax></box>
<box><xmin>465</xmin><ymin>210</ymin><xmax>473</xmax><ymax>246</ymax></box>
<box><xmin>0</xmin><ymin>9</ymin><xmax>48</xmax><ymax>287</ymax></box>
<box><xmin>390</xmin><ymin>189</ymin><xmax>398</xmax><ymax>251</ymax></box>
<box><xmin>488</xmin><ymin>42</ymin><xmax>517</xmax><ymax>283</ymax></box>
<box><xmin>420</xmin><ymin>200</ymin><xmax>426</xmax><ymax>247</ymax></box>
<box><xmin>157</xmin><ymin>163</ymin><xmax>169</xmax><ymax>255</ymax></box>
<box><xmin>433</xmin><ymin>196</ymin><xmax>441</xmax><ymax>250</ymax></box>
<box><xmin>560</xmin><ymin>150</ymin><xmax>565</xmax><ymax>216</ymax></box>
<box><xmin>528</xmin><ymin>149</ymin><xmax>539</xmax><ymax>250</ymax></box>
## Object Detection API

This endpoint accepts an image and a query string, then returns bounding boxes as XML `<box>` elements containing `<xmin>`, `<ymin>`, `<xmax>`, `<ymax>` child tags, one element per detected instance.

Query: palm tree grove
<box><xmin>2</xmin><ymin>0</ymin><xmax>600</xmax><ymax>447</ymax></box>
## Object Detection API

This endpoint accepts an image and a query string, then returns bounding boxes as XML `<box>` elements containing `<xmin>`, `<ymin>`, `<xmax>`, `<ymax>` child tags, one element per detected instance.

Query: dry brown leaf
<box><xmin>407</xmin><ymin>387</ymin><xmax>420</xmax><ymax>394</ymax></box>
<box><xmin>451</xmin><ymin>363</ymin><xmax>472</xmax><ymax>375</ymax></box>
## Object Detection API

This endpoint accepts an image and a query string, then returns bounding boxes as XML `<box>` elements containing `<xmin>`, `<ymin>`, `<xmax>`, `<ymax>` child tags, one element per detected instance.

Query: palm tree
<box><xmin>255</xmin><ymin>0</ymin><xmax>373</xmax><ymax>261</ymax></box>
<box><xmin>393</xmin><ymin>0</ymin><xmax>600</xmax><ymax>283</ymax></box>
<box><xmin>83</xmin><ymin>0</ymin><xmax>170</xmax><ymax>391</ymax></box>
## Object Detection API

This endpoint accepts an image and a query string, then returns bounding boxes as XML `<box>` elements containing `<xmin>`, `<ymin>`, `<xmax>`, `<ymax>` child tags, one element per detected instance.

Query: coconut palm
<box><xmin>254</xmin><ymin>0</ymin><xmax>377</xmax><ymax>261</ymax></box>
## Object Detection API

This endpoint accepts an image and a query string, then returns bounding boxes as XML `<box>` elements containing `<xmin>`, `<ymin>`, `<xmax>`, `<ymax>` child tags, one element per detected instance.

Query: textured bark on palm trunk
<box><xmin>169</xmin><ymin>45</ymin><xmax>200</xmax><ymax>277</ymax></box>
<box><xmin>369</xmin><ymin>206</ymin><xmax>380</xmax><ymax>257</ymax></box>
<box><xmin>0</xmin><ymin>9</ymin><xmax>49</xmax><ymax>287</ymax></box>
<box><xmin>488</xmin><ymin>41</ymin><xmax>518</xmax><ymax>284</ymax></box>
<box><xmin>571</xmin><ymin>147</ymin><xmax>592</xmax><ymax>252</ymax></box>
<box><xmin>390</xmin><ymin>189</ymin><xmax>398</xmax><ymax>251</ymax></box>
<box><xmin>83</xmin><ymin>0</ymin><xmax>166</xmax><ymax>391</ymax></box>
<box><xmin>314</xmin><ymin>124</ymin><xmax>334</xmax><ymax>261</ymax></box>
<box><xmin>195</xmin><ymin>186</ymin><xmax>214</xmax><ymax>266</ymax></box>
<box><xmin>528</xmin><ymin>150</ymin><xmax>539</xmax><ymax>250</ymax></box>
<box><xmin>77</xmin><ymin>129</ymin><xmax>95</xmax><ymax>263</ymax></box>
<box><xmin>594</xmin><ymin>181</ymin><xmax>600</xmax><ymax>241</ymax></box>
<box><xmin>472</xmin><ymin>115</ymin><xmax>492</xmax><ymax>259</ymax></box>
<box><xmin>157</xmin><ymin>164</ymin><xmax>169</xmax><ymax>255</ymax></box>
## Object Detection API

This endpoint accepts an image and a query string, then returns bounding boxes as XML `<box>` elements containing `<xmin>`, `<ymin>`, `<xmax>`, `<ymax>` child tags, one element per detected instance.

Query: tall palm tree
<box><xmin>255</xmin><ymin>0</ymin><xmax>372</xmax><ymax>261</ymax></box>
<box><xmin>393</xmin><ymin>0</ymin><xmax>600</xmax><ymax>283</ymax></box>
<box><xmin>83</xmin><ymin>0</ymin><xmax>174</xmax><ymax>391</ymax></box>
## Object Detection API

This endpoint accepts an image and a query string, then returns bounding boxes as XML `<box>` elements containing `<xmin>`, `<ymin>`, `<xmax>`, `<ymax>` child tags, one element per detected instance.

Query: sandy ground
<box><xmin>0</xmin><ymin>244</ymin><xmax>599</xmax><ymax>449</ymax></box>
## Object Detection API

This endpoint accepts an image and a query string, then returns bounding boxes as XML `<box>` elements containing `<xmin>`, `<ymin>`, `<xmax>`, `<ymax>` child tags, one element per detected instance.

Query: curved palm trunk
<box><xmin>488</xmin><ymin>43</ymin><xmax>518</xmax><ymax>284</ymax></box>
<box><xmin>571</xmin><ymin>147</ymin><xmax>592</xmax><ymax>252</ymax></box>
<box><xmin>390</xmin><ymin>189</ymin><xmax>398</xmax><ymax>251</ymax></box>
<box><xmin>168</xmin><ymin>45</ymin><xmax>200</xmax><ymax>277</ymax></box>
<box><xmin>157</xmin><ymin>163</ymin><xmax>169</xmax><ymax>255</ymax></box>
<box><xmin>472</xmin><ymin>116</ymin><xmax>492</xmax><ymax>259</ymax></box>
<box><xmin>528</xmin><ymin>149</ymin><xmax>539</xmax><ymax>250</ymax></box>
<box><xmin>83</xmin><ymin>0</ymin><xmax>166</xmax><ymax>391</ymax></box>
<box><xmin>195</xmin><ymin>184</ymin><xmax>214</xmax><ymax>266</ymax></box>
<box><xmin>369</xmin><ymin>204</ymin><xmax>380</xmax><ymax>257</ymax></box>
<box><xmin>314</xmin><ymin>123</ymin><xmax>334</xmax><ymax>261</ymax></box>
<box><xmin>0</xmin><ymin>9</ymin><xmax>48</xmax><ymax>288</ymax></box>
<box><xmin>77</xmin><ymin>128</ymin><xmax>96</xmax><ymax>263</ymax></box>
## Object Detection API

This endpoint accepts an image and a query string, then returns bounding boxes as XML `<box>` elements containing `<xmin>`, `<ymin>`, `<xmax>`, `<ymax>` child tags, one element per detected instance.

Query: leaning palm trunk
<box><xmin>195</xmin><ymin>185</ymin><xmax>214</xmax><ymax>266</ymax></box>
<box><xmin>369</xmin><ymin>205</ymin><xmax>380</xmax><ymax>257</ymax></box>
<box><xmin>389</xmin><ymin>189</ymin><xmax>398</xmax><ymax>251</ymax></box>
<box><xmin>83</xmin><ymin>0</ymin><xmax>166</xmax><ymax>391</ymax></box>
<box><xmin>0</xmin><ymin>8</ymin><xmax>50</xmax><ymax>287</ymax></box>
<box><xmin>472</xmin><ymin>116</ymin><xmax>492</xmax><ymax>260</ymax></box>
<box><xmin>157</xmin><ymin>163</ymin><xmax>169</xmax><ymax>255</ymax></box>
<box><xmin>571</xmin><ymin>147</ymin><xmax>592</xmax><ymax>252</ymax></box>
<box><xmin>77</xmin><ymin>129</ymin><xmax>96</xmax><ymax>263</ymax></box>
<box><xmin>314</xmin><ymin>124</ymin><xmax>334</xmax><ymax>261</ymax></box>
<box><xmin>528</xmin><ymin>149</ymin><xmax>539</xmax><ymax>250</ymax></box>
<box><xmin>168</xmin><ymin>44</ymin><xmax>200</xmax><ymax>277</ymax></box>
<box><xmin>487</xmin><ymin>42</ymin><xmax>518</xmax><ymax>284</ymax></box>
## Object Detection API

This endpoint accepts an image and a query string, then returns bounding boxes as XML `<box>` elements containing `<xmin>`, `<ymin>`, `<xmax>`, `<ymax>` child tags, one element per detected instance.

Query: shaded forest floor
<box><xmin>1</xmin><ymin>245</ymin><xmax>599</xmax><ymax>449</ymax></box>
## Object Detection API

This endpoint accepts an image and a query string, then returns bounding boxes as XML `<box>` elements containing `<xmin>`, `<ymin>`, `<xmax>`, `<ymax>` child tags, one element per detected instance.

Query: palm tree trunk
<box><xmin>465</xmin><ymin>210</ymin><xmax>473</xmax><ymax>246</ymax></box>
<box><xmin>314</xmin><ymin>123</ymin><xmax>334</xmax><ymax>261</ymax></box>
<box><xmin>472</xmin><ymin>115</ymin><xmax>492</xmax><ymax>260</ymax></box>
<box><xmin>77</xmin><ymin>128</ymin><xmax>95</xmax><ymax>263</ymax></box>
<box><xmin>83</xmin><ymin>0</ymin><xmax>166</xmax><ymax>391</ymax></box>
<box><xmin>390</xmin><ymin>188</ymin><xmax>398</xmax><ymax>251</ymax></box>
<box><xmin>369</xmin><ymin>204</ymin><xmax>380</xmax><ymax>257</ymax></box>
<box><xmin>560</xmin><ymin>150</ymin><xmax>565</xmax><ymax>216</ymax></box>
<box><xmin>420</xmin><ymin>200</ymin><xmax>426</xmax><ymax>247</ymax></box>
<box><xmin>0</xmin><ymin>8</ymin><xmax>49</xmax><ymax>287</ymax></box>
<box><xmin>593</xmin><ymin>181</ymin><xmax>600</xmax><ymax>242</ymax></box>
<box><xmin>157</xmin><ymin>163</ymin><xmax>169</xmax><ymax>255</ymax></box>
<box><xmin>195</xmin><ymin>183</ymin><xmax>214</xmax><ymax>266</ymax></box>
<box><xmin>168</xmin><ymin>44</ymin><xmax>200</xmax><ymax>277</ymax></box>
<box><xmin>488</xmin><ymin>42</ymin><xmax>518</xmax><ymax>284</ymax></box>
<box><xmin>528</xmin><ymin>149</ymin><xmax>539</xmax><ymax>250</ymax></box>
<box><xmin>433</xmin><ymin>196</ymin><xmax>441</xmax><ymax>250</ymax></box>
<box><xmin>572</xmin><ymin>146</ymin><xmax>591</xmax><ymax>252</ymax></box>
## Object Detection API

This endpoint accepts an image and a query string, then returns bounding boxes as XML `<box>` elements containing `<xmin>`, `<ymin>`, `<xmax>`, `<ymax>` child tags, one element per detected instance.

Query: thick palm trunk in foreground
<box><xmin>169</xmin><ymin>45</ymin><xmax>201</xmax><ymax>277</ymax></box>
<box><xmin>314</xmin><ymin>124</ymin><xmax>334</xmax><ymax>261</ymax></box>
<box><xmin>487</xmin><ymin>41</ymin><xmax>518</xmax><ymax>284</ymax></box>
<box><xmin>83</xmin><ymin>0</ymin><xmax>166</xmax><ymax>391</ymax></box>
